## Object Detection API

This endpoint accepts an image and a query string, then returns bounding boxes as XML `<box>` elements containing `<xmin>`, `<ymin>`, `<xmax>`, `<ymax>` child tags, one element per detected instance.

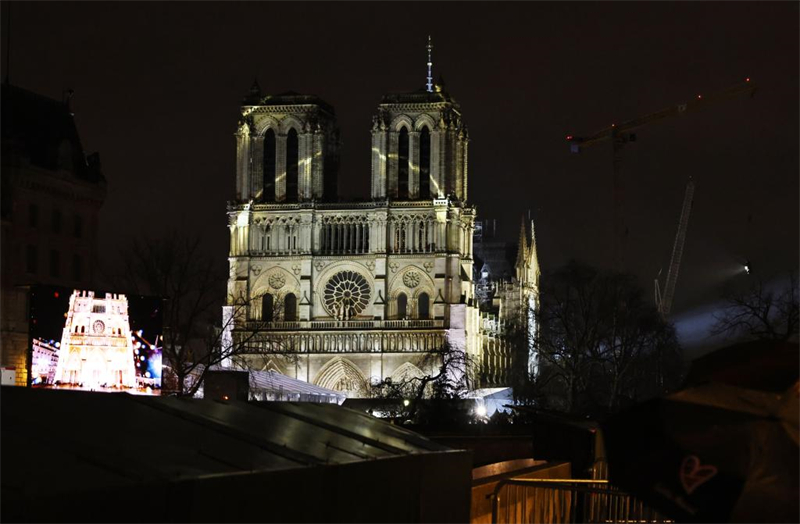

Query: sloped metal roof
<box><xmin>248</xmin><ymin>369</ymin><xmax>347</xmax><ymax>403</ymax></box>
<box><xmin>1</xmin><ymin>386</ymin><xmax>453</xmax><ymax>498</ymax></box>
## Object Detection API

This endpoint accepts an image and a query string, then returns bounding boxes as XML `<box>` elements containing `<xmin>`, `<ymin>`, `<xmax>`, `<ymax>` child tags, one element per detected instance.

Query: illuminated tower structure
<box><xmin>225</xmin><ymin>43</ymin><xmax>487</xmax><ymax>398</ymax></box>
<box><xmin>515</xmin><ymin>219</ymin><xmax>541</xmax><ymax>377</ymax></box>
<box><xmin>54</xmin><ymin>290</ymin><xmax>136</xmax><ymax>389</ymax></box>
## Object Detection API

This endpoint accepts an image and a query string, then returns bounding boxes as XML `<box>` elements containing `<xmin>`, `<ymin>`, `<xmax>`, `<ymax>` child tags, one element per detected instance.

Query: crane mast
<box><xmin>568</xmin><ymin>78</ymin><xmax>756</xmax><ymax>270</ymax></box>
<box><xmin>655</xmin><ymin>178</ymin><xmax>695</xmax><ymax>317</ymax></box>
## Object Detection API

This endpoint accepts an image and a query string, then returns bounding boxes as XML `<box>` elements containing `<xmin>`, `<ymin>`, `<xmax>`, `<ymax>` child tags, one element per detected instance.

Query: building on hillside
<box><xmin>223</xmin><ymin>44</ymin><xmax>539</xmax><ymax>397</ymax></box>
<box><xmin>0</xmin><ymin>83</ymin><xmax>106</xmax><ymax>386</ymax></box>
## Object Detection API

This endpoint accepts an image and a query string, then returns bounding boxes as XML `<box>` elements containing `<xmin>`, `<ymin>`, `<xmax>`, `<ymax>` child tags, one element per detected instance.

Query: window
<box><xmin>29</xmin><ymin>204</ymin><xmax>38</xmax><ymax>228</ymax></box>
<box><xmin>262</xmin><ymin>129</ymin><xmax>276</xmax><ymax>201</ymax></box>
<box><xmin>419</xmin><ymin>126</ymin><xmax>431</xmax><ymax>199</ymax></box>
<box><xmin>284</xmin><ymin>293</ymin><xmax>297</xmax><ymax>321</ymax></box>
<box><xmin>73</xmin><ymin>215</ymin><xmax>83</xmax><ymax>238</ymax></box>
<box><xmin>398</xmin><ymin>127</ymin><xmax>409</xmax><ymax>199</ymax></box>
<box><xmin>26</xmin><ymin>245</ymin><xmax>38</xmax><ymax>274</ymax></box>
<box><xmin>262</xmin><ymin>294</ymin><xmax>274</xmax><ymax>322</ymax></box>
<box><xmin>52</xmin><ymin>209</ymin><xmax>62</xmax><ymax>234</ymax></box>
<box><xmin>92</xmin><ymin>304</ymin><xmax>106</xmax><ymax>314</ymax></box>
<box><xmin>418</xmin><ymin>293</ymin><xmax>430</xmax><ymax>319</ymax></box>
<box><xmin>50</xmin><ymin>250</ymin><xmax>60</xmax><ymax>278</ymax></box>
<box><xmin>286</xmin><ymin>129</ymin><xmax>299</xmax><ymax>202</ymax></box>
<box><xmin>397</xmin><ymin>293</ymin><xmax>408</xmax><ymax>320</ymax></box>
<box><xmin>72</xmin><ymin>254</ymin><xmax>82</xmax><ymax>281</ymax></box>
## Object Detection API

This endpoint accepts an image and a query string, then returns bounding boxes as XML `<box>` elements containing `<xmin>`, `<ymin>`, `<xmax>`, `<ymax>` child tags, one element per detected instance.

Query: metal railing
<box><xmin>490</xmin><ymin>479</ymin><xmax>671</xmax><ymax>524</ymax></box>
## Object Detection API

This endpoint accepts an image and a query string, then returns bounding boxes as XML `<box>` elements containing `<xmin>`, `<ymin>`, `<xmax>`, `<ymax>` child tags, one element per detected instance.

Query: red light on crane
<box><xmin>566</xmin><ymin>135</ymin><xmax>573</xmax><ymax>141</ymax></box>
<box><xmin>697</xmin><ymin>95</ymin><xmax>702</xmax><ymax>99</ymax></box>
<box><xmin>745</xmin><ymin>77</ymin><xmax>751</xmax><ymax>82</ymax></box>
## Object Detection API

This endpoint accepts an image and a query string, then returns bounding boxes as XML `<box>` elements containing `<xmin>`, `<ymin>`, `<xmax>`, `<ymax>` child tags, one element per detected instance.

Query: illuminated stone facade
<box><xmin>225</xmin><ymin>80</ymin><xmax>537</xmax><ymax>397</ymax></box>
<box><xmin>53</xmin><ymin>290</ymin><xmax>136</xmax><ymax>389</ymax></box>
<box><xmin>0</xmin><ymin>84</ymin><xmax>106</xmax><ymax>386</ymax></box>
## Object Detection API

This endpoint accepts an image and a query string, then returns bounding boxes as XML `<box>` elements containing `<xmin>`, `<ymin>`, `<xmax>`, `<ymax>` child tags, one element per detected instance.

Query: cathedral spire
<box><xmin>515</xmin><ymin>216</ymin><xmax>528</xmax><ymax>270</ymax></box>
<box><xmin>527</xmin><ymin>219</ymin><xmax>541</xmax><ymax>285</ymax></box>
<box><xmin>426</xmin><ymin>36</ymin><xmax>433</xmax><ymax>93</ymax></box>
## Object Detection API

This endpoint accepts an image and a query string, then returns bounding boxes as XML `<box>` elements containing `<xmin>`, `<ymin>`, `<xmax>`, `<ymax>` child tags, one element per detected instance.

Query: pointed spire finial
<box><xmin>426</xmin><ymin>36</ymin><xmax>433</xmax><ymax>93</ymax></box>
<box><xmin>516</xmin><ymin>216</ymin><xmax>529</xmax><ymax>269</ymax></box>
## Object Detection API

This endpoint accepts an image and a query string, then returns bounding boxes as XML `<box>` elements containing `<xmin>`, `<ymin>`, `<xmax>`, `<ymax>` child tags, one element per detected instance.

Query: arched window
<box><xmin>263</xmin><ymin>129</ymin><xmax>276</xmax><ymax>201</ymax></box>
<box><xmin>419</xmin><ymin>126</ymin><xmax>431</xmax><ymax>199</ymax></box>
<box><xmin>398</xmin><ymin>127</ymin><xmax>409</xmax><ymax>199</ymax></box>
<box><xmin>286</xmin><ymin>129</ymin><xmax>299</xmax><ymax>202</ymax></box>
<box><xmin>418</xmin><ymin>293</ymin><xmax>430</xmax><ymax>319</ymax></box>
<box><xmin>397</xmin><ymin>292</ymin><xmax>408</xmax><ymax>320</ymax></box>
<box><xmin>284</xmin><ymin>293</ymin><xmax>297</xmax><ymax>321</ymax></box>
<box><xmin>262</xmin><ymin>294</ymin><xmax>274</xmax><ymax>322</ymax></box>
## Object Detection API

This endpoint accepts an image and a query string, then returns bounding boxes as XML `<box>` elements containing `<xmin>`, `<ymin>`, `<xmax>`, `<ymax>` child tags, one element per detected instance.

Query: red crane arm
<box><xmin>569</xmin><ymin>80</ymin><xmax>757</xmax><ymax>152</ymax></box>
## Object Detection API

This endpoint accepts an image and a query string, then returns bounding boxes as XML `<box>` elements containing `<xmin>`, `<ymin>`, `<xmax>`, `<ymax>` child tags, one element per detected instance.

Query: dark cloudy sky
<box><xmin>5</xmin><ymin>1</ymin><xmax>798</xmax><ymax>314</ymax></box>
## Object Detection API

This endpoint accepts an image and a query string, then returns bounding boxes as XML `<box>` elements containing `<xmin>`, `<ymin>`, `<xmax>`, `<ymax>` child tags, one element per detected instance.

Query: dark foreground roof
<box><xmin>2</xmin><ymin>386</ymin><xmax>471</xmax><ymax>522</ymax></box>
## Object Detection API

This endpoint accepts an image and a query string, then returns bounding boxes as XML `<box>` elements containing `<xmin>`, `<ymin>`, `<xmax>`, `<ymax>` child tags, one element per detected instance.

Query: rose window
<box><xmin>323</xmin><ymin>271</ymin><xmax>371</xmax><ymax>319</ymax></box>
<box><xmin>403</xmin><ymin>271</ymin><xmax>421</xmax><ymax>288</ymax></box>
<box><xmin>268</xmin><ymin>273</ymin><xmax>286</xmax><ymax>290</ymax></box>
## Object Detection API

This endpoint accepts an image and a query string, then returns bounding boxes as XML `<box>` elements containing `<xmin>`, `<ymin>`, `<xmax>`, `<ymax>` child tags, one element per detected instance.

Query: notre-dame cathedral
<box><xmin>224</xmin><ymin>44</ymin><xmax>540</xmax><ymax>398</ymax></box>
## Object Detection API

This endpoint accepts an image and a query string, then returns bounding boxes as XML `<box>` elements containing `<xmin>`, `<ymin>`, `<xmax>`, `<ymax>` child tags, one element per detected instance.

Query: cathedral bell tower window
<box><xmin>262</xmin><ymin>294</ymin><xmax>274</xmax><ymax>322</ymax></box>
<box><xmin>397</xmin><ymin>292</ymin><xmax>408</xmax><ymax>320</ymax></box>
<box><xmin>263</xmin><ymin>129</ymin><xmax>276</xmax><ymax>201</ymax></box>
<box><xmin>418</xmin><ymin>293</ymin><xmax>430</xmax><ymax>319</ymax></box>
<box><xmin>419</xmin><ymin>126</ymin><xmax>431</xmax><ymax>199</ymax></box>
<box><xmin>286</xmin><ymin>129</ymin><xmax>299</xmax><ymax>202</ymax></box>
<box><xmin>284</xmin><ymin>293</ymin><xmax>297</xmax><ymax>321</ymax></box>
<box><xmin>398</xmin><ymin>127</ymin><xmax>410</xmax><ymax>199</ymax></box>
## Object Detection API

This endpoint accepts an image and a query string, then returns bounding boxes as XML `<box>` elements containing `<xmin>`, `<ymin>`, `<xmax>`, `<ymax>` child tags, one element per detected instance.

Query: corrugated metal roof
<box><xmin>248</xmin><ymin>370</ymin><xmax>346</xmax><ymax>403</ymax></box>
<box><xmin>1</xmin><ymin>386</ymin><xmax>453</xmax><ymax>497</ymax></box>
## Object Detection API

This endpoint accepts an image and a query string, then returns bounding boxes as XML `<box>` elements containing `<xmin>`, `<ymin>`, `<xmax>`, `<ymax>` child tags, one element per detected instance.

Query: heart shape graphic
<box><xmin>680</xmin><ymin>455</ymin><xmax>718</xmax><ymax>494</ymax></box>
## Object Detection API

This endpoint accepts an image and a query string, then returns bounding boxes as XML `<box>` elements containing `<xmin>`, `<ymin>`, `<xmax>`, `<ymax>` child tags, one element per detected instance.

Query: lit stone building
<box><xmin>0</xmin><ymin>83</ymin><xmax>106</xmax><ymax>386</ymax></box>
<box><xmin>53</xmin><ymin>290</ymin><xmax>137</xmax><ymax>390</ymax></box>
<box><xmin>225</xmin><ymin>54</ymin><xmax>539</xmax><ymax>397</ymax></box>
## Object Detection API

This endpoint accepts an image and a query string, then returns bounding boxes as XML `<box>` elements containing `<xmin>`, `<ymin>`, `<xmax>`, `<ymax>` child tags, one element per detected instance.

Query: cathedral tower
<box><xmin>370</xmin><ymin>83</ymin><xmax>469</xmax><ymax>202</ymax></box>
<box><xmin>235</xmin><ymin>81</ymin><xmax>340</xmax><ymax>203</ymax></box>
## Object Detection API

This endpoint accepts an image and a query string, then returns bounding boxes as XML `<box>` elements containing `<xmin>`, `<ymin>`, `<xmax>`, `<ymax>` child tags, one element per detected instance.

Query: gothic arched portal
<box><xmin>314</xmin><ymin>357</ymin><xmax>368</xmax><ymax>397</ymax></box>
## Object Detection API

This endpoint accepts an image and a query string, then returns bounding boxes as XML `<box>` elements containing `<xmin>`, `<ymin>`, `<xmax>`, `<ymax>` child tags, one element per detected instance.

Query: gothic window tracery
<box><xmin>419</xmin><ymin>126</ymin><xmax>431</xmax><ymax>199</ymax></box>
<box><xmin>398</xmin><ymin>127</ymin><xmax>409</xmax><ymax>199</ymax></box>
<box><xmin>323</xmin><ymin>271</ymin><xmax>371</xmax><ymax>320</ymax></box>
<box><xmin>263</xmin><ymin>129</ymin><xmax>276</xmax><ymax>201</ymax></box>
<box><xmin>262</xmin><ymin>294</ymin><xmax>274</xmax><ymax>322</ymax></box>
<box><xmin>284</xmin><ymin>293</ymin><xmax>297</xmax><ymax>321</ymax></box>
<box><xmin>397</xmin><ymin>292</ymin><xmax>408</xmax><ymax>320</ymax></box>
<box><xmin>418</xmin><ymin>292</ymin><xmax>430</xmax><ymax>319</ymax></box>
<box><xmin>286</xmin><ymin>128</ymin><xmax>299</xmax><ymax>202</ymax></box>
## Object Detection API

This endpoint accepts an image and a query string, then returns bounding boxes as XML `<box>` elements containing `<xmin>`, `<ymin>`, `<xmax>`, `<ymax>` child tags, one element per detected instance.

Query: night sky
<box><xmin>4</xmin><ymin>2</ymin><xmax>798</xmax><ymax>315</ymax></box>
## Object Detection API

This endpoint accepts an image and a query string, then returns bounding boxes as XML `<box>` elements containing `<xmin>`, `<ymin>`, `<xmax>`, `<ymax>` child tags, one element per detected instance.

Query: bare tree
<box><xmin>711</xmin><ymin>271</ymin><xmax>799</xmax><ymax>342</ymax></box>
<box><xmin>595</xmin><ymin>273</ymin><xmax>679</xmax><ymax>411</ymax></box>
<box><xmin>370</xmin><ymin>341</ymin><xmax>479</xmax><ymax>423</ymax></box>
<box><xmin>532</xmin><ymin>261</ymin><xmax>682</xmax><ymax>414</ymax></box>
<box><xmin>111</xmin><ymin>230</ymin><xmax>291</xmax><ymax>397</ymax></box>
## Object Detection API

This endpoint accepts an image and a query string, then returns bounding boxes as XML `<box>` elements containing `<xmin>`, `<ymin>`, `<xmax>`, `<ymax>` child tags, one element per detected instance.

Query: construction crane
<box><xmin>655</xmin><ymin>178</ymin><xmax>694</xmax><ymax>317</ymax></box>
<box><xmin>567</xmin><ymin>78</ymin><xmax>757</xmax><ymax>270</ymax></box>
